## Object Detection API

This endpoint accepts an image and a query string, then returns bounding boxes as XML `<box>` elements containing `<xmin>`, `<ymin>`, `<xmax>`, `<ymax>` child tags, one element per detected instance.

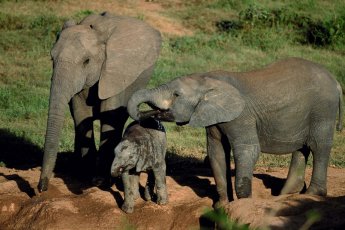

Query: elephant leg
<box><xmin>121</xmin><ymin>171</ymin><xmax>139</xmax><ymax>213</ymax></box>
<box><xmin>281</xmin><ymin>146</ymin><xmax>310</xmax><ymax>195</ymax></box>
<box><xmin>69</xmin><ymin>90</ymin><xmax>97</xmax><ymax>176</ymax></box>
<box><xmin>232</xmin><ymin>143</ymin><xmax>260</xmax><ymax>199</ymax></box>
<box><xmin>206</xmin><ymin>126</ymin><xmax>232</xmax><ymax>207</ymax></box>
<box><xmin>307</xmin><ymin>121</ymin><xmax>334</xmax><ymax>196</ymax></box>
<box><xmin>153</xmin><ymin>163</ymin><xmax>167</xmax><ymax>205</ymax></box>
<box><xmin>144</xmin><ymin>170</ymin><xmax>155</xmax><ymax>201</ymax></box>
<box><xmin>307</xmin><ymin>144</ymin><xmax>331</xmax><ymax>196</ymax></box>
<box><xmin>94</xmin><ymin>106</ymin><xmax>129</xmax><ymax>186</ymax></box>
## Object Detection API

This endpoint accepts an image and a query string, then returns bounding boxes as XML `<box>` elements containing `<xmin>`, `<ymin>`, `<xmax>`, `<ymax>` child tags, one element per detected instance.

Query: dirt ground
<box><xmin>0</xmin><ymin>158</ymin><xmax>344</xmax><ymax>230</ymax></box>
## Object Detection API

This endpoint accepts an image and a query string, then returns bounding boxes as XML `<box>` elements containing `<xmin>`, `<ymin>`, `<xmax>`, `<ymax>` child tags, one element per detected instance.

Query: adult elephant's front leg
<box><xmin>206</xmin><ymin>126</ymin><xmax>231</xmax><ymax>207</ymax></box>
<box><xmin>70</xmin><ymin>88</ymin><xmax>97</xmax><ymax>176</ymax></box>
<box><xmin>95</xmin><ymin>102</ymin><xmax>129</xmax><ymax>186</ymax></box>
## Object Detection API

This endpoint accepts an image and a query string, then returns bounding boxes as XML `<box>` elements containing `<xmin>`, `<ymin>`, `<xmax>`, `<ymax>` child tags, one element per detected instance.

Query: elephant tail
<box><xmin>336</xmin><ymin>82</ymin><xmax>343</xmax><ymax>131</ymax></box>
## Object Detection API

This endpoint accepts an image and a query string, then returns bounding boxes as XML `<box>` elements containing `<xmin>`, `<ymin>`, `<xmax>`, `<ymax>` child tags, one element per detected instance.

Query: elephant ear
<box><xmin>55</xmin><ymin>19</ymin><xmax>76</xmax><ymax>41</ymax></box>
<box><xmin>136</xmin><ymin>154</ymin><xmax>146</xmax><ymax>172</ymax></box>
<box><xmin>136</xmin><ymin>148</ymin><xmax>148</xmax><ymax>173</ymax></box>
<box><xmin>82</xmin><ymin>13</ymin><xmax>162</xmax><ymax>100</ymax></box>
<box><xmin>189</xmin><ymin>77</ymin><xmax>245</xmax><ymax>127</ymax></box>
<box><xmin>62</xmin><ymin>20</ymin><xmax>76</xmax><ymax>30</ymax></box>
<box><xmin>135</xmin><ymin>140</ymin><xmax>155</xmax><ymax>172</ymax></box>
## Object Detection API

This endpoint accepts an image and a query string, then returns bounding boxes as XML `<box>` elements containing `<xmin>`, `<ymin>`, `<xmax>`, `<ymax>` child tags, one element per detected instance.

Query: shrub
<box><xmin>215</xmin><ymin>3</ymin><xmax>345</xmax><ymax>48</ymax></box>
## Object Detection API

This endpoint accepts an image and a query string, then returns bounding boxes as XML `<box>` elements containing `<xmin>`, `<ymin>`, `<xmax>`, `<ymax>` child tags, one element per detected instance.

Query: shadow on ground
<box><xmin>0</xmin><ymin>129</ymin><xmax>43</xmax><ymax>170</ymax></box>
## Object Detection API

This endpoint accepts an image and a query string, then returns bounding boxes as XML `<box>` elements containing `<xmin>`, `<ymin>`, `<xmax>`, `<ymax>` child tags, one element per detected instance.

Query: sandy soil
<box><xmin>0</xmin><ymin>160</ymin><xmax>344</xmax><ymax>230</ymax></box>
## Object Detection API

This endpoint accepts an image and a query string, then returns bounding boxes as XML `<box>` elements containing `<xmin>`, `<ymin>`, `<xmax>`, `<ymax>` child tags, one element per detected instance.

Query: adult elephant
<box><xmin>38</xmin><ymin>12</ymin><xmax>161</xmax><ymax>192</ymax></box>
<box><xmin>127</xmin><ymin>58</ymin><xmax>343</xmax><ymax>206</ymax></box>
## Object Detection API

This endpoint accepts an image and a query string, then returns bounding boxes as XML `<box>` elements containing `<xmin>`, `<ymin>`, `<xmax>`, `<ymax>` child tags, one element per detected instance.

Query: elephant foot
<box><xmin>306</xmin><ymin>184</ymin><xmax>327</xmax><ymax>196</ymax></box>
<box><xmin>144</xmin><ymin>186</ymin><xmax>153</xmax><ymax>201</ymax></box>
<box><xmin>38</xmin><ymin>177</ymin><xmax>49</xmax><ymax>192</ymax></box>
<box><xmin>280</xmin><ymin>180</ymin><xmax>305</xmax><ymax>195</ymax></box>
<box><xmin>157</xmin><ymin>196</ymin><xmax>168</xmax><ymax>205</ymax></box>
<box><xmin>214</xmin><ymin>199</ymin><xmax>229</xmax><ymax>209</ymax></box>
<box><xmin>121</xmin><ymin>202</ymin><xmax>134</xmax><ymax>213</ymax></box>
<box><xmin>144</xmin><ymin>191</ymin><xmax>152</xmax><ymax>201</ymax></box>
<box><xmin>133</xmin><ymin>190</ymin><xmax>140</xmax><ymax>200</ymax></box>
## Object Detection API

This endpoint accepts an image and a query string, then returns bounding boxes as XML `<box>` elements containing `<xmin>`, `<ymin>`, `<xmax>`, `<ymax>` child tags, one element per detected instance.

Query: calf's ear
<box><xmin>136</xmin><ymin>154</ymin><xmax>146</xmax><ymax>172</ymax></box>
<box><xmin>136</xmin><ymin>145</ymin><xmax>148</xmax><ymax>172</ymax></box>
<box><xmin>189</xmin><ymin>77</ymin><xmax>245</xmax><ymax>127</ymax></box>
<box><xmin>136</xmin><ymin>141</ymin><xmax>156</xmax><ymax>172</ymax></box>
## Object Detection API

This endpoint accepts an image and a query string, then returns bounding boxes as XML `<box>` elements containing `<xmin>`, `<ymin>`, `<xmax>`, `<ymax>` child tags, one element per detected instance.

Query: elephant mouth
<box><xmin>111</xmin><ymin>166</ymin><xmax>124</xmax><ymax>177</ymax></box>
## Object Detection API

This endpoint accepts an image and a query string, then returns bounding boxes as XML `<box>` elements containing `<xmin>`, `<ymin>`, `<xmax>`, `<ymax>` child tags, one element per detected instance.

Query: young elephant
<box><xmin>127</xmin><ymin>58</ymin><xmax>343</xmax><ymax>206</ymax></box>
<box><xmin>111</xmin><ymin>118</ymin><xmax>167</xmax><ymax>213</ymax></box>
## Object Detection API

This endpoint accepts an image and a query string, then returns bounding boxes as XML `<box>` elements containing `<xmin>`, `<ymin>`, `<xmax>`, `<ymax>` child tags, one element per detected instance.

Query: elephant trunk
<box><xmin>38</xmin><ymin>69</ymin><xmax>82</xmax><ymax>192</ymax></box>
<box><xmin>110</xmin><ymin>161</ymin><xmax>123</xmax><ymax>177</ymax></box>
<box><xmin>127</xmin><ymin>85</ymin><xmax>170</xmax><ymax>121</ymax></box>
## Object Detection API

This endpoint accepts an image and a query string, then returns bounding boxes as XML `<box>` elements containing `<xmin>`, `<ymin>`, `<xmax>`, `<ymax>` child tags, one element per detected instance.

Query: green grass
<box><xmin>0</xmin><ymin>0</ymin><xmax>344</xmax><ymax>168</ymax></box>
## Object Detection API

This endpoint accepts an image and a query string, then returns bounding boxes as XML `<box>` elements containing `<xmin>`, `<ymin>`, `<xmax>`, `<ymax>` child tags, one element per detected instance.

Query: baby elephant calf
<box><xmin>111</xmin><ymin>118</ymin><xmax>167</xmax><ymax>213</ymax></box>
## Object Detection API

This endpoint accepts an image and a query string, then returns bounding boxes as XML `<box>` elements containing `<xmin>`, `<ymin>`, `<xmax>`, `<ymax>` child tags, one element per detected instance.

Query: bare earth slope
<box><xmin>0</xmin><ymin>164</ymin><xmax>344</xmax><ymax>230</ymax></box>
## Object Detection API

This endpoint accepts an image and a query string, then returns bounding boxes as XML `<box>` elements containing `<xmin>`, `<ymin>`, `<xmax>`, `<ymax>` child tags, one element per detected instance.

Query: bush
<box><xmin>215</xmin><ymin>3</ymin><xmax>345</xmax><ymax>48</ymax></box>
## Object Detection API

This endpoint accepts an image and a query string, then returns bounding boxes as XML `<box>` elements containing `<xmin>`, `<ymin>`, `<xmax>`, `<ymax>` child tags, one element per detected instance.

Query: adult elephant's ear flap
<box><xmin>97</xmin><ymin>17</ymin><xmax>162</xmax><ymax>100</ymax></box>
<box><xmin>62</xmin><ymin>20</ymin><xmax>76</xmax><ymax>30</ymax></box>
<box><xmin>55</xmin><ymin>20</ymin><xmax>76</xmax><ymax>41</ymax></box>
<box><xmin>189</xmin><ymin>78</ymin><xmax>245</xmax><ymax>127</ymax></box>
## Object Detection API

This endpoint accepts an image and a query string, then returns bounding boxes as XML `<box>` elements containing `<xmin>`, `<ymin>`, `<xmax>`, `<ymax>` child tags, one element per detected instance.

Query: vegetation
<box><xmin>203</xmin><ymin>208</ymin><xmax>250</xmax><ymax>230</ymax></box>
<box><xmin>0</xmin><ymin>0</ymin><xmax>344</xmax><ymax>169</ymax></box>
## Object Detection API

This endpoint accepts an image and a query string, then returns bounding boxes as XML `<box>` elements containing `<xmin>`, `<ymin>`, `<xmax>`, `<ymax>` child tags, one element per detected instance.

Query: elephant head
<box><xmin>111</xmin><ymin>139</ymin><xmax>140</xmax><ymax>177</ymax></box>
<box><xmin>127</xmin><ymin>73</ymin><xmax>245</xmax><ymax>127</ymax></box>
<box><xmin>38</xmin><ymin>12</ymin><xmax>161</xmax><ymax>192</ymax></box>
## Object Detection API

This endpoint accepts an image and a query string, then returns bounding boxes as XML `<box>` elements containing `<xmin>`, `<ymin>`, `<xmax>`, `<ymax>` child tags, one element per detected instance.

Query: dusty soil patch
<box><xmin>0</xmin><ymin>164</ymin><xmax>344</xmax><ymax>229</ymax></box>
<box><xmin>59</xmin><ymin>0</ymin><xmax>193</xmax><ymax>36</ymax></box>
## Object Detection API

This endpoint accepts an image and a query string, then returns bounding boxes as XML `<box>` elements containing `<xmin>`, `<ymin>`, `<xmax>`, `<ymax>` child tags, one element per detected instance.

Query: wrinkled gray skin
<box><xmin>111</xmin><ymin>118</ymin><xmax>167</xmax><ymax>213</ymax></box>
<box><xmin>127</xmin><ymin>58</ymin><xmax>343</xmax><ymax>206</ymax></box>
<box><xmin>38</xmin><ymin>12</ymin><xmax>161</xmax><ymax>192</ymax></box>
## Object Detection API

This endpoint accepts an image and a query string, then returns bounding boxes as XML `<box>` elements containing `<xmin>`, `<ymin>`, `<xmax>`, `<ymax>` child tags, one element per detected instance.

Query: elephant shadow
<box><xmin>53</xmin><ymin>151</ymin><xmax>105</xmax><ymax>195</ymax></box>
<box><xmin>0</xmin><ymin>129</ymin><xmax>101</xmax><ymax>195</ymax></box>
<box><xmin>254</xmin><ymin>173</ymin><xmax>286</xmax><ymax>196</ymax></box>
<box><xmin>0</xmin><ymin>129</ymin><xmax>42</xmax><ymax>197</ymax></box>
<box><xmin>0</xmin><ymin>173</ymin><xmax>36</xmax><ymax>198</ymax></box>
<box><xmin>166</xmin><ymin>152</ymin><xmax>227</xmax><ymax>204</ymax></box>
<box><xmin>254</xmin><ymin>173</ymin><xmax>306</xmax><ymax>196</ymax></box>
<box><xmin>0</xmin><ymin>129</ymin><xmax>43</xmax><ymax>170</ymax></box>
<box><xmin>0</xmin><ymin>129</ymin><xmax>298</xmax><ymax>200</ymax></box>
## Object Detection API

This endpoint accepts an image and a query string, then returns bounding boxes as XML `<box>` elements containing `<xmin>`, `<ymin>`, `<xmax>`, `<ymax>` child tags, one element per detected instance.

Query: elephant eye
<box><xmin>83</xmin><ymin>58</ymin><xmax>90</xmax><ymax>67</ymax></box>
<box><xmin>173</xmin><ymin>92</ymin><xmax>180</xmax><ymax>97</ymax></box>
